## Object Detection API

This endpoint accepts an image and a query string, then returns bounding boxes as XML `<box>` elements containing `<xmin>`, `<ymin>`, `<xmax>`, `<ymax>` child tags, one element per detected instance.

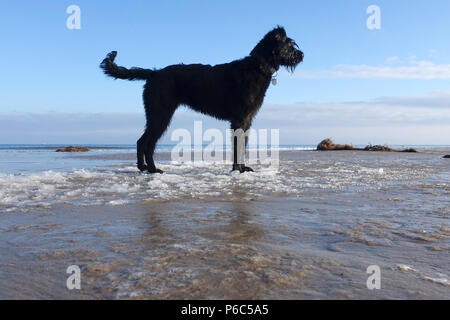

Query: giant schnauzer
<box><xmin>100</xmin><ymin>26</ymin><xmax>303</xmax><ymax>173</ymax></box>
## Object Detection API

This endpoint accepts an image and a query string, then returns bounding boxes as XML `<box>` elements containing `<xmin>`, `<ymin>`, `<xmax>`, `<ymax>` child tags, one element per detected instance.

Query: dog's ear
<box><xmin>273</xmin><ymin>26</ymin><xmax>287</xmax><ymax>41</ymax></box>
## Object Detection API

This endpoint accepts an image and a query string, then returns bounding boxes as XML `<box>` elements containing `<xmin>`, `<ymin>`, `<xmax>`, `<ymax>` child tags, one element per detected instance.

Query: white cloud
<box><xmin>385</xmin><ymin>56</ymin><xmax>400</xmax><ymax>64</ymax></box>
<box><xmin>257</xmin><ymin>98</ymin><xmax>450</xmax><ymax>127</ymax></box>
<box><xmin>297</xmin><ymin>57</ymin><xmax>450</xmax><ymax>79</ymax></box>
<box><xmin>1</xmin><ymin>90</ymin><xmax>449</xmax><ymax>145</ymax></box>
<box><xmin>368</xmin><ymin>90</ymin><xmax>450</xmax><ymax>109</ymax></box>
<box><xmin>252</xmin><ymin>90</ymin><xmax>450</xmax><ymax>144</ymax></box>
<box><xmin>259</xmin><ymin>91</ymin><xmax>450</xmax><ymax>125</ymax></box>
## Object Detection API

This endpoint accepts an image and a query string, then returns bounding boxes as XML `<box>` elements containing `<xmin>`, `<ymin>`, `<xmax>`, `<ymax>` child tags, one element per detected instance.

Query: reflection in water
<box><xmin>140</xmin><ymin>197</ymin><xmax>263</xmax><ymax>246</ymax></box>
<box><xmin>1</xmin><ymin>149</ymin><xmax>449</xmax><ymax>299</ymax></box>
<box><xmin>224</xmin><ymin>200</ymin><xmax>263</xmax><ymax>242</ymax></box>
<box><xmin>110</xmin><ymin>199</ymin><xmax>276</xmax><ymax>299</ymax></box>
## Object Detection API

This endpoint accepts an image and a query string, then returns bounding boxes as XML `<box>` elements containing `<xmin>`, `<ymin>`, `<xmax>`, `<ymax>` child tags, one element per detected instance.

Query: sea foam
<box><xmin>0</xmin><ymin>155</ymin><xmax>435</xmax><ymax>213</ymax></box>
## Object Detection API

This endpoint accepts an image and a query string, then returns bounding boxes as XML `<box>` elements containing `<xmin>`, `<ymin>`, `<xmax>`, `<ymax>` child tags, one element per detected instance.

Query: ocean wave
<box><xmin>0</xmin><ymin>157</ymin><xmax>435</xmax><ymax>213</ymax></box>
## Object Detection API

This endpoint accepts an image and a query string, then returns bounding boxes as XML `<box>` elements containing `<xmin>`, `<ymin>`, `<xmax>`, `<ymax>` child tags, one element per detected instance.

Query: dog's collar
<box><xmin>254</xmin><ymin>58</ymin><xmax>278</xmax><ymax>85</ymax></box>
<box><xmin>254</xmin><ymin>57</ymin><xmax>278</xmax><ymax>76</ymax></box>
<box><xmin>259</xmin><ymin>64</ymin><xmax>277</xmax><ymax>76</ymax></box>
<box><xmin>271</xmin><ymin>71</ymin><xmax>278</xmax><ymax>86</ymax></box>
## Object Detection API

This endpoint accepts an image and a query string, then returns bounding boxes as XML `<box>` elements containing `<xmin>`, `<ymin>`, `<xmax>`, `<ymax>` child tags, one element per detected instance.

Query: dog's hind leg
<box><xmin>143</xmin><ymin>105</ymin><xmax>176</xmax><ymax>174</ymax></box>
<box><xmin>136</xmin><ymin>131</ymin><xmax>148</xmax><ymax>171</ymax></box>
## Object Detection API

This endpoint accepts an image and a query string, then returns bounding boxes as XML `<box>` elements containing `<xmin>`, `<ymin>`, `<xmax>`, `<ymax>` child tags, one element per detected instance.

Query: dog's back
<box><xmin>147</xmin><ymin>59</ymin><xmax>264</xmax><ymax>121</ymax></box>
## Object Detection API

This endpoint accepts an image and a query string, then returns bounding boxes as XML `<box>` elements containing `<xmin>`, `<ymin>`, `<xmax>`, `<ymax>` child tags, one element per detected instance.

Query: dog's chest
<box><xmin>243</xmin><ymin>76</ymin><xmax>271</xmax><ymax>114</ymax></box>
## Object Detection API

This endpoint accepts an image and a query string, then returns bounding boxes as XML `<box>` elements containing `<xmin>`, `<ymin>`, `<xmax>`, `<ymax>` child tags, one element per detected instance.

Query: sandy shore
<box><xmin>0</xmin><ymin>149</ymin><xmax>449</xmax><ymax>299</ymax></box>
<box><xmin>1</xmin><ymin>196</ymin><xmax>449</xmax><ymax>299</ymax></box>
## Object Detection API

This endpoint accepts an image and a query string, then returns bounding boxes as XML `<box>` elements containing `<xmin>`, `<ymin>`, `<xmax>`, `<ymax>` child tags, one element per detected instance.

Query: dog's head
<box><xmin>250</xmin><ymin>26</ymin><xmax>304</xmax><ymax>73</ymax></box>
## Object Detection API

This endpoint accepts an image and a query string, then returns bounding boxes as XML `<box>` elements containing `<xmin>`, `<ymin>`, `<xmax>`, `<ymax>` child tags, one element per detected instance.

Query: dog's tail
<box><xmin>100</xmin><ymin>51</ymin><xmax>154</xmax><ymax>81</ymax></box>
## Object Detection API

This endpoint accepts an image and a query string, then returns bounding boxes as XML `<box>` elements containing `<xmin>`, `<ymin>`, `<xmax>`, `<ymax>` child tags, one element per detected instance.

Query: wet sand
<box><xmin>1</xmin><ymin>197</ymin><xmax>449</xmax><ymax>299</ymax></box>
<box><xmin>0</xmin><ymin>150</ymin><xmax>449</xmax><ymax>299</ymax></box>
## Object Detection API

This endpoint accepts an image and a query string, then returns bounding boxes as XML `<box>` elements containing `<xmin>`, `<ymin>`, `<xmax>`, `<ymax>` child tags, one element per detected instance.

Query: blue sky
<box><xmin>0</xmin><ymin>0</ymin><xmax>449</xmax><ymax>144</ymax></box>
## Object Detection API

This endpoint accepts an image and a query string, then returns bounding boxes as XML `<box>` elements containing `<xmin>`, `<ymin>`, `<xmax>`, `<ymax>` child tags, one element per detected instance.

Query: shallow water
<box><xmin>0</xmin><ymin>148</ymin><xmax>447</xmax><ymax>213</ymax></box>
<box><xmin>0</xmin><ymin>148</ymin><xmax>449</xmax><ymax>299</ymax></box>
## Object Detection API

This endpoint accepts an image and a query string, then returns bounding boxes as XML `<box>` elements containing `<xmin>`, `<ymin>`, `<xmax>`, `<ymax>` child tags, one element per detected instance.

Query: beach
<box><xmin>0</xmin><ymin>147</ymin><xmax>449</xmax><ymax>299</ymax></box>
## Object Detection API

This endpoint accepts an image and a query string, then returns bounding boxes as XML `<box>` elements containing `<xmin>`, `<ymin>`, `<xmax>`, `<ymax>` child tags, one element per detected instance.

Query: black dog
<box><xmin>100</xmin><ymin>26</ymin><xmax>303</xmax><ymax>173</ymax></box>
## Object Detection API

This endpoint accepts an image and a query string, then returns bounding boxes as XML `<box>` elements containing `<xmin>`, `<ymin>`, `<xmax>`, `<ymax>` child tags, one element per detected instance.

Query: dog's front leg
<box><xmin>231</xmin><ymin>122</ymin><xmax>254</xmax><ymax>173</ymax></box>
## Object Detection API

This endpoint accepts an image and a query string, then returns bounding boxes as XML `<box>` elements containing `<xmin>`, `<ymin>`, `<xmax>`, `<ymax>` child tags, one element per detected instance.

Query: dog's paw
<box><xmin>147</xmin><ymin>168</ymin><xmax>164</xmax><ymax>174</ymax></box>
<box><xmin>137</xmin><ymin>163</ymin><xmax>148</xmax><ymax>172</ymax></box>
<box><xmin>241</xmin><ymin>166</ymin><xmax>254</xmax><ymax>173</ymax></box>
<box><xmin>232</xmin><ymin>164</ymin><xmax>254</xmax><ymax>173</ymax></box>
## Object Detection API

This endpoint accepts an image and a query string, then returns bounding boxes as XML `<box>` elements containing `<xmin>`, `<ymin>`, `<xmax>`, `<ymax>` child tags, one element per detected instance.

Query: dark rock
<box><xmin>56</xmin><ymin>146</ymin><xmax>89</xmax><ymax>152</ymax></box>
<box><xmin>364</xmin><ymin>145</ymin><xmax>392</xmax><ymax>152</ymax></box>
<box><xmin>317</xmin><ymin>138</ymin><xmax>356</xmax><ymax>151</ymax></box>
<box><xmin>317</xmin><ymin>138</ymin><xmax>419</xmax><ymax>153</ymax></box>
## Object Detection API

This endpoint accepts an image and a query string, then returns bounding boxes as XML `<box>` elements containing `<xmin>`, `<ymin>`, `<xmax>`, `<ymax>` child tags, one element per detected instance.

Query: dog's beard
<box><xmin>283</xmin><ymin>51</ymin><xmax>303</xmax><ymax>73</ymax></box>
<box><xmin>279</xmin><ymin>42</ymin><xmax>303</xmax><ymax>73</ymax></box>
<box><xmin>285</xmin><ymin>64</ymin><xmax>297</xmax><ymax>73</ymax></box>
<box><xmin>281</xmin><ymin>39</ymin><xmax>303</xmax><ymax>73</ymax></box>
